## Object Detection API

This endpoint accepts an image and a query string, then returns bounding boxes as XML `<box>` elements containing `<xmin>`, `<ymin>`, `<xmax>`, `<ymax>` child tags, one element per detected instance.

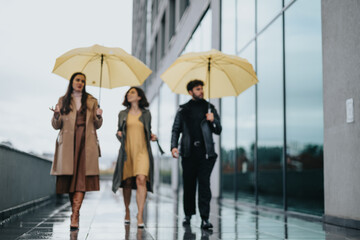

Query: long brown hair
<box><xmin>122</xmin><ymin>87</ymin><xmax>149</xmax><ymax>109</ymax></box>
<box><xmin>60</xmin><ymin>72</ymin><xmax>88</xmax><ymax>115</ymax></box>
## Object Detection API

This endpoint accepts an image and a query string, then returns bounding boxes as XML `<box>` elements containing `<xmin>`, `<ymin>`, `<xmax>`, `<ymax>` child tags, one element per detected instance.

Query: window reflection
<box><xmin>149</xmin><ymin>95</ymin><xmax>160</xmax><ymax>190</ymax></box>
<box><xmin>236</xmin><ymin>0</ymin><xmax>255</xmax><ymax>51</ymax></box>
<box><xmin>179</xmin><ymin>94</ymin><xmax>191</xmax><ymax>105</ymax></box>
<box><xmin>221</xmin><ymin>0</ymin><xmax>236</xmax><ymax>54</ymax></box>
<box><xmin>285</xmin><ymin>0</ymin><xmax>292</xmax><ymax>6</ymax></box>
<box><xmin>285</xmin><ymin>0</ymin><xmax>323</xmax><ymax>215</ymax></box>
<box><xmin>159</xmin><ymin>84</ymin><xmax>176</xmax><ymax>191</ymax></box>
<box><xmin>257</xmin><ymin>17</ymin><xmax>283</xmax><ymax>208</ymax></box>
<box><xmin>219</xmin><ymin>0</ymin><xmax>324</xmax><ymax>215</ymax></box>
<box><xmin>257</xmin><ymin>0</ymin><xmax>282</xmax><ymax>32</ymax></box>
<box><xmin>236</xmin><ymin>42</ymin><xmax>256</xmax><ymax>202</ymax></box>
<box><xmin>221</xmin><ymin>97</ymin><xmax>236</xmax><ymax>198</ymax></box>
<box><xmin>183</xmin><ymin>9</ymin><xmax>212</xmax><ymax>54</ymax></box>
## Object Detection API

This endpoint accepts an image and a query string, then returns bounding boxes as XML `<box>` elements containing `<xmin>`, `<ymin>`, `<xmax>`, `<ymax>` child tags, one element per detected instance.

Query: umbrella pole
<box><xmin>98</xmin><ymin>54</ymin><xmax>104</xmax><ymax>106</ymax></box>
<box><xmin>207</xmin><ymin>57</ymin><xmax>211</xmax><ymax>113</ymax></box>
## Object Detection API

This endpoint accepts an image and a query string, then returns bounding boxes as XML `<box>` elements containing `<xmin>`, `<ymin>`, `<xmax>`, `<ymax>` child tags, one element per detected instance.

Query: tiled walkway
<box><xmin>1</xmin><ymin>180</ymin><xmax>360</xmax><ymax>239</ymax></box>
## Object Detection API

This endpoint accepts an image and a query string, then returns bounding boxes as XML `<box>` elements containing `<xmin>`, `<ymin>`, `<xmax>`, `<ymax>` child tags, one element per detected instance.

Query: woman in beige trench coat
<box><xmin>50</xmin><ymin>72</ymin><xmax>103</xmax><ymax>230</ymax></box>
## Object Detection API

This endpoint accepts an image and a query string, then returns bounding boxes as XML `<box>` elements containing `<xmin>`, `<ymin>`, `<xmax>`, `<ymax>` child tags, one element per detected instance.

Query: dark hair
<box><xmin>122</xmin><ymin>87</ymin><xmax>149</xmax><ymax>109</ymax></box>
<box><xmin>186</xmin><ymin>79</ymin><xmax>204</xmax><ymax>92</ymax></box>
<box><xmin>60</xmin><ymin>72</ymin><xmax>88</xmax><ymax>115</ymax></box>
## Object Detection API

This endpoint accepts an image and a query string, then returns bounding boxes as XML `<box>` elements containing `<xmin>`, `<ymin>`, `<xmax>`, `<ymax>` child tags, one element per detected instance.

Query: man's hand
<box><xmin>151</xmin><ymin>133</ymin><xmax>157</xmax><ymax>141</ymax></box>
<box><xmin>117</xmin><ymin>131</ymin><xmax>122</xmax><ymax>138</ymax></box>
<box><xmin>171</xmin><ymin>148</ymin><xmax>179</xmax><ymax>158</ymax></box>
<box><xmin>206</xmin><ymin>112</ymin><xmax>214</xmax><ymax>122</ymax></box>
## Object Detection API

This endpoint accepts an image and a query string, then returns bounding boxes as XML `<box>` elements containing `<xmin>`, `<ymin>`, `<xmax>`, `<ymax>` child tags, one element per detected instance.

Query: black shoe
<box><xmin>200</xmin><ymin>219</ymin><xmax>213</xmax><ymax>229</ymax></box>
<box><xmin>182</xmin><ymin>216</ymin><xmax>191</xmax><ymax>225</ymax></box>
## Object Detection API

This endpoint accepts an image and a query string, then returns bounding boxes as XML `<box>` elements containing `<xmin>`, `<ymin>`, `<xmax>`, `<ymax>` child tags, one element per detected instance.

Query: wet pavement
<box><xmin>1</xmin><ymin>180</ymin><xmax>360</xmax><ymax>239</ymax></box>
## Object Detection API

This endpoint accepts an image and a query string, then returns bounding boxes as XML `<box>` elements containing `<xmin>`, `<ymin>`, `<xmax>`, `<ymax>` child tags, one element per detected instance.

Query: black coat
<box><xmin>171</xmin><ymin>100</ymin><xmax>222</xmax><ymax>159</ymax></box>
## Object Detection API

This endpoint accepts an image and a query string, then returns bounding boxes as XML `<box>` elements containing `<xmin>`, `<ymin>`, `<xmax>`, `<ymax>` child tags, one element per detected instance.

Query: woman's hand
<box><xmin>117</xmin><ymin>131</ymin><xmax>122</xmax><ymax>138</ymax></box>
<box><xmin>150</xmin><ymin>133</ymin><xmax>157</xmax><ymax>141</ymax></box>
<box><xmin>50</xmin><ymin>104</ymin><xmax>60</xmax><ymax>119</ymax></box>
<box><xmin>96</xmin><ymin>108</ymin><xmax>103</xmax><ymax>118</ymax></box>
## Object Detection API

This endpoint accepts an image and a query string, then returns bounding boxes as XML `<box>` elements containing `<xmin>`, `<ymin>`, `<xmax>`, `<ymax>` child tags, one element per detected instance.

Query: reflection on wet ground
<box><xmin>1</xmin><ymin>180</ymin><xmax>360</xmax><ymax>239</ymax></box>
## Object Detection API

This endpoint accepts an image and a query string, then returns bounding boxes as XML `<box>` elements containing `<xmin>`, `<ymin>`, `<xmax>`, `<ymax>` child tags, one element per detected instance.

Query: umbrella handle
<box><xmin>98</xmin><ymin>54</ymin><xmax>104</xmax><ymax>106</ymax></box>
<box><xmin>207</xmin><ymin>57</ymin><xmax>211</xmax><ymax>114</ymax></box>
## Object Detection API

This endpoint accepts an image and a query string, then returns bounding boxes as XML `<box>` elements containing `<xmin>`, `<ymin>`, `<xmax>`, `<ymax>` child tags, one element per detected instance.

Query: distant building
<box><xmin>41</xmin><ymin>152</ymin><xmax>54</xmax><ymax>161</ymax></box>
<box><xmin>0</xmin><ymin>141</ymin><xmax>13</xmax><ymax>148</ymax></box>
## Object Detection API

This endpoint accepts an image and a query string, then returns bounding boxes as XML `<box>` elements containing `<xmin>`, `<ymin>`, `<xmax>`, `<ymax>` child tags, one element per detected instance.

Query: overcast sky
<box><xmin>0</xmin><ymin>0</ymin><xmax>133</xmax><ymax>168</ymax></box>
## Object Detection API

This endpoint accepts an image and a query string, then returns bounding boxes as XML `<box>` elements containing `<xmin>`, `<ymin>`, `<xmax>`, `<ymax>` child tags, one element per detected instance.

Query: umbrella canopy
<box><xmin>52</xmin><ymin>44</ymin><xmax>152</xmax><ymax>98</ymax></box>
<box><xmin>160</xmin><ymin>49</ymin><xmax>258</xmax><ymax>99</ymax></box>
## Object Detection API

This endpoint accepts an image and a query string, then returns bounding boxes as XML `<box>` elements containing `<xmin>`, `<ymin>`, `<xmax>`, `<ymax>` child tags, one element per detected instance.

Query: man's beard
<box><xmin>193</xmin><ymin>94</ymin><xmax>203</xmax><ymax>101</ymax></box>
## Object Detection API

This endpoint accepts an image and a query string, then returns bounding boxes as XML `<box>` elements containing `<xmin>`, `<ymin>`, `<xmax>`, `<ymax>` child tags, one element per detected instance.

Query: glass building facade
<box><xmin>137</xmin><ymin>0</ymin><xmax>323</xmax><ymax>216</ymax></box>
<box><xmin>221</xmin><ymin>0</ymin><xmax>323</xmax><ymax>214</ymax></box>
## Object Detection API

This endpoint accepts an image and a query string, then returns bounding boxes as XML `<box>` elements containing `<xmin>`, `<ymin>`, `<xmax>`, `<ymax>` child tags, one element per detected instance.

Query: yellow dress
<box><xmin>122</xmin><ymin>112</ymin><xmax>150</xmax><ymax>180</ymax></box>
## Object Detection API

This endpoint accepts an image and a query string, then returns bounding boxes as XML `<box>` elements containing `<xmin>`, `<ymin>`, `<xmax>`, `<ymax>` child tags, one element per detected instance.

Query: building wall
<box><xmin>132</xmin><ymin>0</ymin><xmax>148</xmax><ymax>64</ymax></box>
<box><xmin>322</xmin><ymin>0</ymin><xmax>360</xmax><ymax>227</ymax></box>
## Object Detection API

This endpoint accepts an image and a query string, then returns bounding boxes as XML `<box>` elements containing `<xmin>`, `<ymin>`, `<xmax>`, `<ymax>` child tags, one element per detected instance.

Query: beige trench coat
<box><xmin>50</xmin><ymin>94</ymin><xmax>103</xmax><ymax>176</ymax></box>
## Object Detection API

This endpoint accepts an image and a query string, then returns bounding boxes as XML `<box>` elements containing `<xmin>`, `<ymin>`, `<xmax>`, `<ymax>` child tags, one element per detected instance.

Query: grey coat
<box><xmin>112</xmin><ymin>108</ymin><xmax>154</xmax><ymax>193</ymax></box>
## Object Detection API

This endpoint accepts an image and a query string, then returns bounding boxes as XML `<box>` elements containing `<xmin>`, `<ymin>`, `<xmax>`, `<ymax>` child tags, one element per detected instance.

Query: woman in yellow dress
<box><xmin>112</xmin><ymin>87</ymin><xmax>157</xmax><ymax>228</ymax></box>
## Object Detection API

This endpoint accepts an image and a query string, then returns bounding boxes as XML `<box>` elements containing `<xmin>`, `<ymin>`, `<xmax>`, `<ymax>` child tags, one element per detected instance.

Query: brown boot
<box><xmin>70</xmin><ymin>192</ymin><xmax>85</xmax><ymax>230</ymax></box>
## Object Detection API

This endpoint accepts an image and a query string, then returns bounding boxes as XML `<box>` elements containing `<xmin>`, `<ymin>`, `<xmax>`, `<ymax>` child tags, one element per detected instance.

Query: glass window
<box><xmin>285</xmin><ymin>0</ymin><xmax>323</xmax><ymax>215</ymax></box>
<box><xmin>161</xmin><ymin>14</ymin><xmax>166</xmax><ymax>57</ymax></box>
<box><xmin>221</xmin><ymin>96</ymin><xmax>236</xmax><ymax>199</ymax></box>
<box><xmin>257</xmin><ymin>17</ymin><xmax>283</xmax><ymax>209</ymax></box>
<box><xmin>157</xmin><ymin>33</ymin><xmax>162</xmax><ymax>64</ymax></box>
<box><xmin>169</xmin><ymin>0</ymin><xmax>176</xmax><ymax>41</ymax></box>
<box><xmin>158</xmin><ymin>83</ymin><xmax>177</xmax><ymax>193</ymax></box>
<box><xmin>221</xmin><ymin>0</ymin><xmax>236</xmax><ymax>54</ymax></box>
<box><xmin>179</xmin><ymin>94</ymin><xmax>191</xmax><ymax>105</ymax></box>
<box><xmin>149</xmin><ymin>95</ymin><xmax>160</xmax><ymax>190</ymax></box>
<box><xmin>154</xmin><ymin>36</ymin><xmax>158</xmax><ymax>71</ymax></box>
<box><xmin>151</xmin><ymin>0</ymin><xmax>158</xmax><ymax>31</ymax></box>
<box><xmin>236</xmin><ymin>42</ymin><xmax>256</xmax><ymax>202</ymax></box>
<box><xmin>236</xmin><ymin>0</ymin><xmax>255</xmax><ymax>51</ymax></box>
<box><xmin>285</xmin><ymin>0</ymin><xmax>293</xmax><ymax>6</ymax></box>
<box><xmin>179</xmin><ymin>0</ymin><xmax>190</xmax><ymax>20</ymax></box>
<box><xmin>257</xmin><ymin>0</ymin><xmax>282</xmax><ymax>32</ymax></box>
<box><xmin>183</xmin><ymin>9</ymin><xmax>212</xmax><ymax>54</ymax></box>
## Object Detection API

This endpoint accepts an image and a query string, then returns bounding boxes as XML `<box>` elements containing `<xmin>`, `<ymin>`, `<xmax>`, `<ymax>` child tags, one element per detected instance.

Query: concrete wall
<box><xmin>210</xmin><ymin>0</ymin><xmax>221</xmax><ymax>199</ymax></box>
<box><xmin>0</xmin><ymin>145</ymin><xmax>56</xmax><ymax>218</ymax></box>
<box><xmin>322</xmin><ymin>0</ymin><xmax>360</xmax><ymax>228</ymax></box>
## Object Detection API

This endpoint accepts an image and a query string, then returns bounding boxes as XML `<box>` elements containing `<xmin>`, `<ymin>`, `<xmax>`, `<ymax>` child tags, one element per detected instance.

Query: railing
<box><xmin>0</xmin><ymin>144</ymin><xmax>56</xmax><ymax>222</ymax></box>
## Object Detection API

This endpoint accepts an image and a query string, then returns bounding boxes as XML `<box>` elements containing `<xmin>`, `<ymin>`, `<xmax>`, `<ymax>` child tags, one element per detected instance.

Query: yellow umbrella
<box><xmin>52</xmin><ymin>44</ymin><xmax>152</xmax><ymax>103</ymax></box>
<box><xmin>160</xmin><ymin>49</ymin><xmax>258</xmax><ymax>101</ymax></box>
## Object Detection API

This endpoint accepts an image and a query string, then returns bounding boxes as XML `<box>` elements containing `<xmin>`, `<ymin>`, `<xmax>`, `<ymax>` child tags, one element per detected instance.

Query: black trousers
<box><xmin>181</xmin><ymin>147</ymin><xmax>216</xmax><ymax>220</ymax></box>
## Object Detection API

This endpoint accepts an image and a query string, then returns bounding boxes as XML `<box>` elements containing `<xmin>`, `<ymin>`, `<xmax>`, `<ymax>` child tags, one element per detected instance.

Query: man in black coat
<box><xmin>171</xmin><ymin>79</ymin><xmax>222</xmax><ymax>229</ymax></box>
